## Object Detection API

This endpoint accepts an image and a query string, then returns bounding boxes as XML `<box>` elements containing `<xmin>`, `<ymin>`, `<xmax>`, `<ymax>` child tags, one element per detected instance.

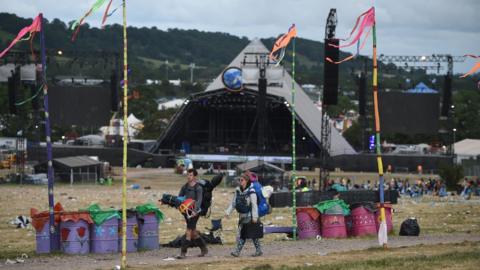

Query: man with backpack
<box><xmin>177</xmin><ymin>168</ymin><xmax>208</xmax><ymax>258</ymax></box>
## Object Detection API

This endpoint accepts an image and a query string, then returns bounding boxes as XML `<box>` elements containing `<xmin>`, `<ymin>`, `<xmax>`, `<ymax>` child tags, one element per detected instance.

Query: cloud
<box><xmin>0</xmin><ymin>0</ymin><xmax>478</xmax><ymax>72</ymax></box>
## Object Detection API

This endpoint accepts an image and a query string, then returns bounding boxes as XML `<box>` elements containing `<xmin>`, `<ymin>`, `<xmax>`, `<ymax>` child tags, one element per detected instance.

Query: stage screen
<box><xmin>378</xmin><ymin>91</ymin><xmax>439</xmax><ymax>135</ymax></box>
<box><xmin>48</xmin><ymin>85</ymin><xmax>111</xmax><ymax>127</ymax></box>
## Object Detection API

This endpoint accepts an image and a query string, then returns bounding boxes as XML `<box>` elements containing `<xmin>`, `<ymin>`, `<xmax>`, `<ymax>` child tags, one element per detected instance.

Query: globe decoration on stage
<box><xmin>222</xmin><ymin>67</ymin><xmax>243</xmax><ymax>92</ymax></box>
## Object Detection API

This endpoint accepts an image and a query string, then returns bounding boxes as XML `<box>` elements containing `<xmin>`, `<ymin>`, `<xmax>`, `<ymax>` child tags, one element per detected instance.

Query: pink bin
<box><xmin>350</xmin><ymin>206</ymin><xmax>377</xmax><ymax>237</ymax></box>
<box><xmin>296</xmin><ymin>207</ymin><xmax>321</xmax><ymax>239</ymax></box>
<box><xmin>375</xmin><ymin>204</ymin><xmax>393</xmax><ymax>233</ymax></box>
<box><xmin>321</xmin><ymin>214</ymin><xmax>347</xmax><ymax>238</ymax></box>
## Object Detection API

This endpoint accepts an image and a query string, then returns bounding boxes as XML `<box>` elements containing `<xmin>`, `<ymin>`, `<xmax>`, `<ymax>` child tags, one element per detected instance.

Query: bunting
<box><xmin>0</xmin><ymin>14</ymin><xmax>41</xmax><ymax>58</ymax></box>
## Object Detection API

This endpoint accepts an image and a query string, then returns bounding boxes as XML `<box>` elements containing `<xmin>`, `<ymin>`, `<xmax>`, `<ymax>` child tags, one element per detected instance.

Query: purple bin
<box><xmin>60</xmin><ymin>220</ymin><xmax>90</xmax><ymax>254</ymax></box>
<box><xmin>118</xmin><ymin>216</ymin><xmax>138</xmax><ymax>252</ymax></box>
<box><xmin>321</xmin><ymin>214</ymin><xmax>347</xmax><ymax>238</ymax></box>
<box><xmin>90</xmin><ymin>217</ymin><xmax>118</xmax><ymax>253</ymax></box>
<box><xmin>296</xmin><ymin>207</ymin><xmax>321</xmax><ymax>239</ymax></box>
<box><xmin>351</xmin><ymin>206</ymin><xmax>377</xmax><ymax>237</ymax></box>
<box><xmin>35</xmin><ymin>222</ymin><xmax>60</xmax><ymax>254</ymax></box>
<box><xmin>138</xmin><ymin>213</ymin><xmax>159</xmax><ymax>250</ymax></box>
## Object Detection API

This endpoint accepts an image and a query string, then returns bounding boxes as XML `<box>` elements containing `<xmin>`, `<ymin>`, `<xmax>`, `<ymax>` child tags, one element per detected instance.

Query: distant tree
<box><xmin>453</xmin><ymin>89</ymin><xmax>480</xmax><ymax>140</ymax></box>
<box><xmin>438</xmin><ymin>162</ymin><xmax>464</xmax><ymax>190</ymax></box>
<box><xmin>343</xmin><ymin>121</ymin><xmax>363</xmax><ymax>150</ymax></box>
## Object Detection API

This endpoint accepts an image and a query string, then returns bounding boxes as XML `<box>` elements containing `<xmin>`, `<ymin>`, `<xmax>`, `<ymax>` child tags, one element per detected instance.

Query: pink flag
<box><xmin>330</xmin><ymin>7</ymin><xmax>375</xmax><ymax>49</ymax></box>
<box><xmin>0</xmin><ymin>14</ymin><xmax>41</xmax><ymax>58</ymax></box>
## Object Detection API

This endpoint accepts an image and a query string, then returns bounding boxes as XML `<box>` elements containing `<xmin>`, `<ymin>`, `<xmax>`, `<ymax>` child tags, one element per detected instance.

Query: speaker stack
<box><xmin>323</xmin><ymin>39</ymin><xmax>339</xmax><ymax>105</ymax></box>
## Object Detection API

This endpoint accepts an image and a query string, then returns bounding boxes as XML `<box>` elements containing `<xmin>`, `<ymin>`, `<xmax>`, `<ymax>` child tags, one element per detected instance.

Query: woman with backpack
<box><xmin>225</xmin><ymin>173</ymin><xmax>263</xmax><ymax>257</ymax></box>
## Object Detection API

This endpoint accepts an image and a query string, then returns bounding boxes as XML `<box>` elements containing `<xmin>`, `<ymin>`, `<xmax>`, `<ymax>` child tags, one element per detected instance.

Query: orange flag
<box><xmin>460</xmin><ymin>62</ymin><xmax>480</xmax><ymax>78</ymax></box>
<box><xmin>269</xmin><ymin>24</ymin><xmax>297</xmax><ymax>63</ymax></box>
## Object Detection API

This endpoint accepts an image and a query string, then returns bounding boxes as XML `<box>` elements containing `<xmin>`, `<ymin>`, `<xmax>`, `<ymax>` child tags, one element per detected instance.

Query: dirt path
<box><xmin>2</xmin><ymin>234</ymin><xmax>479</xmax><ymax>270</ymax></box>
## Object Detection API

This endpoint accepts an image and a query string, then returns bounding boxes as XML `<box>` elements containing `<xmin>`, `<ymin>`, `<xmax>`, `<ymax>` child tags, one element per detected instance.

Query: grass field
<box><xmin>0</xmin><ymin>168</ymin><xmax>478</xmax><ymax>269</ymax></box>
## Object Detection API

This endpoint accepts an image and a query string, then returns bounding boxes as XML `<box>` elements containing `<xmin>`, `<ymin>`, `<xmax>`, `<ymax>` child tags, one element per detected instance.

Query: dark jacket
<box><xmin>179</xmin><ymin>182</ymin><xmax>203</xmax><ymax>213</ymax></box>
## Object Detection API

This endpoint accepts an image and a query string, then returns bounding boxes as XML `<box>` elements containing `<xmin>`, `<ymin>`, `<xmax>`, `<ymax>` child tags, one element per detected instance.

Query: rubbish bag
<box><xmin>399</xmin><ymin>217</ymin><xmax>420</xmax><ymax>236</ymax></box>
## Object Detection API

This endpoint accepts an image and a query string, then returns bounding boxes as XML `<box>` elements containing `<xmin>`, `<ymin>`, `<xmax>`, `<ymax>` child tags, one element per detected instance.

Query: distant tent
<box><xmin>236</xmin><ymin>159</ymin><xmax>285</xmax><ymax>186</ymax></box>
<box><xmin>405</xmin><ymin>82</ymin><xmax>438</xmax><ymax>94</ymax></box>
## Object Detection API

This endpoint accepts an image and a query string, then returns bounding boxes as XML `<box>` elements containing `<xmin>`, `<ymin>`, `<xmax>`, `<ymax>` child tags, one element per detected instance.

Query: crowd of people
<box><xmin>322</xmin><ymin>176</ymin><xmax>480</xmax><ymax>200</ymax></box>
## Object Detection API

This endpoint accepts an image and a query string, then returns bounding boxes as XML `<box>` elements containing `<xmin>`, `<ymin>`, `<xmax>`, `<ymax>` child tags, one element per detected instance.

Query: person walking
<box><xmin>225</xmin><ymin>173</ymin><xmax>263</xmax><ymax>257</ymax></box>
<box><xmin>177</xmin><ymin>168</ymin><xmax>208</xmax><ymax>258</ymax></box>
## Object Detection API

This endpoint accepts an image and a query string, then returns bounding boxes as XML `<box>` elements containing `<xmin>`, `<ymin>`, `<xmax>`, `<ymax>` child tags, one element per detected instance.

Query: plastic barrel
<box><xmin>296</xmin><ymin>207</ymin><xmax>321</xmax><ymax>239</ymax></box>
<box><xmin>375</xmin><ymin>205</ymin><xmax>393</xmax><ymax>233</ymax></box>
<box><xmin>350</xmin><ymin>206</ymin><xmax>377</xmax><ymax>237</ymax></box>
<box><xmin>321</xmin><ymin>214</ymin><xmax>347</xmax><ymax>238</ymax></box>
<box><xmin>118</xmin><ymin>215</ymin><xmax>138</xmax><ymax>252</ymax></box>
<box><xmin>60</xmin><ymin>219</ymin><xmax>90</xmax><ymax>254</ymax></box>
<box><xmin>90</xmin><ymin>217</ymin><xmax>118</xmax><ymax>253</ymax></box>
<box><xmin>34</xmin><ymin>221</ymin><xmax>60</xmax><ymax>254</ymax></box>
<box><xmin>138</xmin><ymin>213</ymin><xmax>159</xmax><ymax>250</ymax></box>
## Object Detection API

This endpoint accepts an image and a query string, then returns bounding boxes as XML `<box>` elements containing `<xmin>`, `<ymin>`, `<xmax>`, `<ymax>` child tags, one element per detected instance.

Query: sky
<box><xmin>1</xmin><ymin>0</ymin><xmax>479</xmax><ymax>74</ymax></box>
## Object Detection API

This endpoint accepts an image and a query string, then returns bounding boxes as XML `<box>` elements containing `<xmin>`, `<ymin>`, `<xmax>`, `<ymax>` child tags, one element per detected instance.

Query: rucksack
<box><xmin>234</xmin><ymin>183</ymin><xmax>271</xmax><ymax>217</ymax></box>
<box><xmin>399</xmin><ymin>217</ymin><xmax>420</xmax><ymax>236</ymax></box>
<box><xmin>252</xmin><ymin>181</ymin><xmax>271</xmax><ymax>217</ymax></box>
<box><xmin>196</xmin><ymin>173</ymin><xmax>224</xmax><ymax>217</ymax></box>
<box><xmin>235</xmin><ymin>189</ymin><xmax>252</xmax><ymax>214</ymax></box>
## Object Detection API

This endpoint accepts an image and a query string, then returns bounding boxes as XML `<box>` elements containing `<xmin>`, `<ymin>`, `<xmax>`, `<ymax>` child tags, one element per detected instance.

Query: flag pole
<box><xmin>39</xmin><ymin>13</ymin><xmax>56</xmax><ymax>252</ymax></box>
<box><xmin>371</xmin><ymin>12</ymin><xmax>388</xmax><ymax>248</ymax></box>
<box><xmin>291</xmin><ymin>37</ymin><xmax>297</xmax><ymax>240</ymax></box>
<box><xmin>121</xmin><ymin>0</ymin><xmax>129</xmax><ymax>268</ymax></box>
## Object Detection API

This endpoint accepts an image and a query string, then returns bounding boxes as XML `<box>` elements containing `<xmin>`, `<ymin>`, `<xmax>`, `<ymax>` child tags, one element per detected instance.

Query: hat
<box><xmin>244</xmin><ymin>171</ymin><xmax>257</xmax><ymax>182</ymax></box>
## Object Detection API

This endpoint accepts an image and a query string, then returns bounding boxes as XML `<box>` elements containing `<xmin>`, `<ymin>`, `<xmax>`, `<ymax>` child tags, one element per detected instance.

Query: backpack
<box><xmin>252</xmin><ymin>181</ymin><xmax>271</xmax><ymax>217</ymax></box>
<box><xmin>196</xmin><ymin>173</ymin><xmax>224</xmax><ymax>217</ymax></box>
<box><xmin>234</xmin><ymin>183</ymin><xmax>271</xmax><ymax>217</ymax></box>
<box><xmin>399</xmin><ymin>217</ymin><xmax>420</xmax><ymax>236</ymax></box>
<box><xmin>235</xmin><ymin>189</ymin><xmax>253</xmax><ymax>214</ymax></box>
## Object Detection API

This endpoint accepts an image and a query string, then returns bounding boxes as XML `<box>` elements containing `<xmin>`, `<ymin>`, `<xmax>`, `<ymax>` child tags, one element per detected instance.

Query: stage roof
<box><xmin>206</xmin><ymin>39</ymin><xmax>356</xmax><ymax>156</ymax></box>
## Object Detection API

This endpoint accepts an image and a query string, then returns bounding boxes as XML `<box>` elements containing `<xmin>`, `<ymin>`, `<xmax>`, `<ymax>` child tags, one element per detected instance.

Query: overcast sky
<box><xmin>1</xmin><ymin>0</ymin><xmax>478</xmax><ymax>73</ymax></box>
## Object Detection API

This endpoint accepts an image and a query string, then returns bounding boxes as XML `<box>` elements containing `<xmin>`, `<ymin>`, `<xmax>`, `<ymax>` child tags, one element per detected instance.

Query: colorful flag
<box><xmin>326</xmin><ymin>7</ymin><xmax>375</xmax><ymax>64</ymax></box>
<box><xmin>269</xmin><ymin>24</ymin><xmax>297</xmax><ymax>64</ymax></box>
<box><xmin>460</xmin><ymin>55</ymin><xmax>480</xmax><ymax>78</ymax></box>
<box><xmin>0</xmin><ymin>14</ymin><xmax>41</xmax><ymax>58</ymax></box>
<box><xmin>71</xmin><ymin>0</ymin><xmax>113</xmax><ymax>41</ymax></box>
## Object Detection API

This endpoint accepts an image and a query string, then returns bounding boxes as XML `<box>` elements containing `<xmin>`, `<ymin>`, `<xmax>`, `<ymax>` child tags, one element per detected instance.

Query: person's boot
<box><xmin>252</xmin><ymin>238</ymin><xmax>263</xmax><ymax>257</ymax></box>
<box><xmin>195</xmin><ymin>237</ymin><xmax>208</xmax><ymax>257</ymax></box>
<box><xmin>231</xmin><ymin>238</ymin><xmax>245</xmax><ymax>257</ymax></box>
<box><xmin>177</xmin><ymin>238</ymin><xmax>189</xmax><ymax>259</ymax></box>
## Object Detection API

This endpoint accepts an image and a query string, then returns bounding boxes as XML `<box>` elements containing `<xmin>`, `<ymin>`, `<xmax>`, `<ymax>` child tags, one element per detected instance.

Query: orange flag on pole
<box><xmin>269</xmin><ymin>24</ymin><xmax>297</xmax><ymax>64</ymax></box>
